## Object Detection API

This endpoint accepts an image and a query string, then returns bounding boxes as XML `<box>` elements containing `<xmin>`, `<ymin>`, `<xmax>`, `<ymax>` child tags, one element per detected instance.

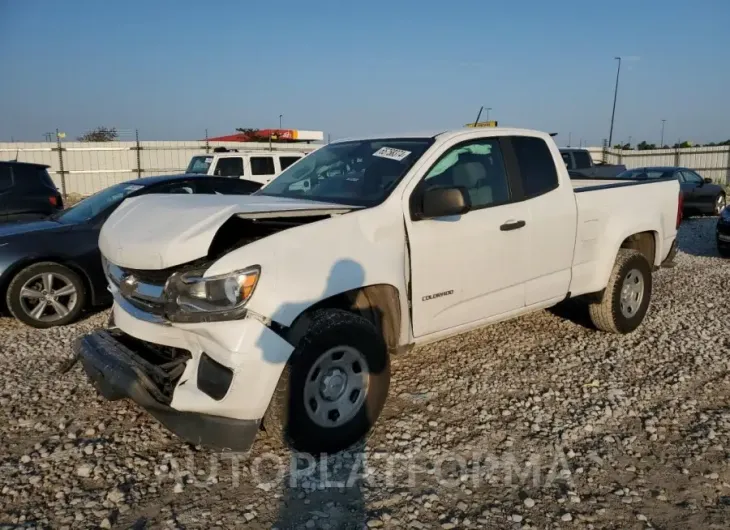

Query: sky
<box><xmin>1</xmin><ymin>0</ymin><xmax>729</xmax><ymax>147</ymax></box>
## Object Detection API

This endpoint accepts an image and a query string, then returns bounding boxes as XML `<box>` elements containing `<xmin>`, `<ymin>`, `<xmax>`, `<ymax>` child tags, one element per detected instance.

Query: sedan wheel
<box><xmin>19</xmin><ymin>273</ymin><xmax>78</xmax><ymax>322</ymax></box>
<box><xmin>715</xmin><ymin>194</ymin><xmax>726</xmax><ymax>216</ymax></box>
<box><xmin>7</xmin><ymin>262</ymin><xmax>86</xmax><ymax>328</ymax></box>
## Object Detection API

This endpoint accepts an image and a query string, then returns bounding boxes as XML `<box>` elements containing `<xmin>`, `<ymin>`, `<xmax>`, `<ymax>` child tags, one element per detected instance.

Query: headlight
<box><xmin>164</xmin><ymin>265</ymin><xmax>260</xmax><ymax>323</ymax></box>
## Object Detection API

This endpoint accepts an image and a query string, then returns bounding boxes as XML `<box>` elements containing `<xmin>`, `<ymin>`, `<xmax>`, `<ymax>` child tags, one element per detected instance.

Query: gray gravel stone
<box><xmin>0</xmin><ymin>220</ymin><xmax>728</xmax><ymax>528</ymax></box>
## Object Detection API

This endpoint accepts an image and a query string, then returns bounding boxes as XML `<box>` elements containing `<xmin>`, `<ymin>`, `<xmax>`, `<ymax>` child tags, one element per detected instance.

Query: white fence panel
<box><xmin>1</xmin><ymin>140</ymin><xmax>727</xmax><ymax>196</ymax></box>
<box><xmin>586</xmin><ymin>146</ymin><xmax>729</xmax><ymax>185</ymax></box>
<box><xmin>0</xmin><ymin>141</ymin><xmax>321</xmax><ymax>196</ymax></box>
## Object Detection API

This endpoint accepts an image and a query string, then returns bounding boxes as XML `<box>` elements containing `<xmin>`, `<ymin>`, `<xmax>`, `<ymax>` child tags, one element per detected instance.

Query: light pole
<box><xmin>279</xmin><ymin>114</ymin><xmax>283</xmax><ymax>129</ymax></box>
<box><xmin>660</xmin><ymin>119</ymin><xmax>666</xmax><ymax>147</ymax></box>
<box><xmin>608</xmin><ymin>56</ymin><xmax>621</xmax><ymax>147</ymax></box>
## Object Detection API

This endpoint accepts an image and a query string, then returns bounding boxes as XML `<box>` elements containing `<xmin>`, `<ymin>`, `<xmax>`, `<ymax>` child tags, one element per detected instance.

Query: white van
<box><xmin>185</xmin><ymin>148</ymin><xmax>318</xmax><ymax>187</ymax></box>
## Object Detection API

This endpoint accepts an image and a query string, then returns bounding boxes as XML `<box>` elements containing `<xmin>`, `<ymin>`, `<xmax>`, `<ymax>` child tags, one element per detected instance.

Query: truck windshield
<box><xmin>186</xmin><ymin>156</ymin><xmax>213</xmax><ymax>174</ymax></box>
<box><xmin>256</xmin><ymin>138</ymin><xmax>434</xmax><ymax>206</ymax></box>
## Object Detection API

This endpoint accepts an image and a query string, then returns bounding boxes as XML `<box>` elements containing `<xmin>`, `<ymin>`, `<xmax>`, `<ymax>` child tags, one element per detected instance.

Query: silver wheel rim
<box><xmin>18</xmin><ymin>272</ymin><xmax>78</xmax><ymax>322</ymax></box>
<box><xmin>716</xmin><ymin>195</ymin><xmax>726</xmax><ymax>215</ymax></box>
<box><xmin>304</xmin><ymin>345</ymin><xmax>369</xmax><ymax>428</ymax></box>
<box><xmin>620</xmin><ymin>268</ymin><xmax>644</xmax><ymax>319</ymax></box>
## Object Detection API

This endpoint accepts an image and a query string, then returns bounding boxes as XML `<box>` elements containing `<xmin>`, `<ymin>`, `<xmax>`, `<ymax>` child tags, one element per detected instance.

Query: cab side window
<box><xmin>214</xmin><ymin>157</ymin><xmax>243</xmax><ymax>177</ymax></box>
<box><xmin>279</xmin><ymin>156</ymin><xmax>301</xmax><ymax>171</ymax></box>
<box><xmin>512</xmin><ymin>136</ymin><xmax>559</xmax><ymax>198</ymax></box>
<box><xmin>681</xmin><ymin>170</ymin><xmax>703</xmax><ymax>185</ymax></box>
<box><xmin>422</xmin><ymin>139</ymin><xmax>510</xmax><ymax>209</ymax></box>
<box><xmin>251</xmin><ymin>156</ymin><xmax>275</xmax><ymax>176</ymax></box>
<box><xmin>150</xmin><ymin>181</ymin><xmax>196</xmax><ymax>194</ymax></box>
<box><xmin>572</xmin><ymin>150</ymin><xmax>593</xmax><ymax>170</ymax></box>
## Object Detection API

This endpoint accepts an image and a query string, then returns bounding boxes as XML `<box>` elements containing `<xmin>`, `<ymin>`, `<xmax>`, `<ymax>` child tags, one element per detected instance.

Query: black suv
<box><xmin>0</xmin><ymin>161</ymin><xmax>64</xmax><ymax>222</ymax></box>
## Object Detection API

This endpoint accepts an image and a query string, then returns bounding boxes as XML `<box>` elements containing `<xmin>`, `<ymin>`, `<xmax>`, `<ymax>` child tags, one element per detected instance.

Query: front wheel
<box><xmin>6</xmin><ymin>262</ymin><xmax>86</xmax><ymax>328</ymax></box>
<box><xmin>589</xmin><ymin>249</ymin><xmax>652</xmax><ymax>334</ymax></box>
<box><xmin>264</xmin><ymin>309</ymin><xmax>390</xmax><ymax>454</ymax></box>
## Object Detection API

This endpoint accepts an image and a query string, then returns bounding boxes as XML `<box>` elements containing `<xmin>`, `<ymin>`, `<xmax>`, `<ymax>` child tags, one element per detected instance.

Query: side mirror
<box><xmin>704</xmin><ymin>177</ymin><xmax>713</xmax><ymax>184</ymax></box>
<box><xmin>419</xmin><ymin>186</ymin><xmax>471</xmax><ymax>219</ymax></box>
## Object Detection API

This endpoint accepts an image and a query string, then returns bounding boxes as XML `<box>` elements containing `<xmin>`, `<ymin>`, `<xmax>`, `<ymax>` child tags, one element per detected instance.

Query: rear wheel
<box><xmin>713</xmin><ymin>193</ymin><xmax>726</xmax><ymax>216</ymax></box>
<box><xmin>6</xmin><ymin>262</ymin><xmax>86</xmax><ymax>328</ymax></box>
<box><xmin>588</xmin><ymin>249</ymin><xmax>652</xmax><ymax>334</ymax></box>
<box><xmin>264</xmin><ymin>309</ymin><xmax>390</xmax><ymax>454</ymax></box>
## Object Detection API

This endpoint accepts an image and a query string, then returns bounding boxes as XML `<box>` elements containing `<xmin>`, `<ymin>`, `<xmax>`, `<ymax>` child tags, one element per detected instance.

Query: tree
<box><xmin>636</xmin><ymin>141</ymin><xmax>657</xmax><ymax>151</ymax></box>
<box><xmin>77</xmin><ymin>126</ymin><xmax>118</xmax><ymax>142</ymax></box>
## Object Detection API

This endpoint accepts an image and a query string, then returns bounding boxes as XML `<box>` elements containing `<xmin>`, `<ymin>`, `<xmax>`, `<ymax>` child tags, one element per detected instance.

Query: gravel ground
<box><xmin>1</xmin><ymin>217</ymin><xmax>729</xmax><ymax>530</ymax></box>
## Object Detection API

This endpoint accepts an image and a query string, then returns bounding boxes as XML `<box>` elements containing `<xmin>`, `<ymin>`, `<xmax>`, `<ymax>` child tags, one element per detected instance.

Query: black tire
<box><xmin>713</xmin><ymin>193</ymin><xmax>727</xmax><ymax>216</ymax></box>
<box><xmin>718</xmin><ymin>241</ymin><xmax>730</xmax><ymax>259</ymax></box>
<box><xmin>263</xmin><ymin>309</ymin><xmax>390</xmax><ymax>454</ymax></box>
<box><xmin>6</xmin><ymin>262</ymin><xmax>86</xmax><ymax>328</ymax></box>
<box><xmin>588</xmin><ymin>249</ymin><xmax>652</xmax><ymax>334</ymax></box>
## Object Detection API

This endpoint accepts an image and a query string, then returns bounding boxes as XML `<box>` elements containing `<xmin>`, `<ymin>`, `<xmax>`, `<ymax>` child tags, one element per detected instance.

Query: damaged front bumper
<box><xmin>75</xmin><ymin>330</ymin><xmax>260</xmax><ymax>451</ymax></box>
<box><xmin>73</xmin><ymin>297</ymin><xmax>295</xmax><ymax>451</ymax></box>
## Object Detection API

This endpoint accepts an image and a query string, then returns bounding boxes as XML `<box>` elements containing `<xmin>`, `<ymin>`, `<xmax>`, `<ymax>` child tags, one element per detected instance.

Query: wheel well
<box><xmin>286</xmin><ymin>284</ymin><xmax>402</xmax><ymax>353</ymax></box>
<box><xmin>0</xmin><ymin>258</ymin><xmax>96</xmax><ymax>313</ymax></box>
<box><xmin>620</xmin><ymin>231</ymin><xmax>656</xmax><ymax>267</ymax></box>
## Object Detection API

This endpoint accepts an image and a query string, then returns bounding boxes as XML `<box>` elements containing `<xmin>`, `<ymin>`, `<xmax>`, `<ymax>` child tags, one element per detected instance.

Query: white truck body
<box><xmin>77</xmin><ymin>128</ymin><xmax>681</xmax><ymax>452</ymax></box>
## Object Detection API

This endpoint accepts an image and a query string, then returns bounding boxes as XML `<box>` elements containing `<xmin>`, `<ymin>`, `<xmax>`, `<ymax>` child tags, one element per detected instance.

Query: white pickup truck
<box><xmin>74</xmin><ymin>128</ymin><xmax>681</xmax><ymax>454</ymax></box>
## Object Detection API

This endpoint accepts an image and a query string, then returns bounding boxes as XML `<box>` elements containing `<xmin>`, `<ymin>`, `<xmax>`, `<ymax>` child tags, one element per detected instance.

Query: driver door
<box><xmin>406</xmin><ymin>137</ymin><xmax>529</xmax><ymax>338</ymax></box>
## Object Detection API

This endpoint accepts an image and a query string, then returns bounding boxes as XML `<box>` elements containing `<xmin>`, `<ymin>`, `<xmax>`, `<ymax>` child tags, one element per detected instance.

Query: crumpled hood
<box><xmin>99</xmin><ymin>193</ymin><xmax>355</xmax><ymax>269</ymax></box>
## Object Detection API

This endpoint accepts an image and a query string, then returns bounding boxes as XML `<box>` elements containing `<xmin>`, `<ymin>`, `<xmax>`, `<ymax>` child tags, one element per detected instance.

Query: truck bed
<box><xmin>568</xmin><ymin>175</ymin><xmax>679</xmax><ymax>297</ymax></box>
<box><xmin>571</xmin><ymin>178</ymin><xmax>625</xmax><ymax>190</ymax></box>
<box><xmin>571</xmin><ymin>176</ymin><xmax>676</xmax><ymax>192</ymax></box>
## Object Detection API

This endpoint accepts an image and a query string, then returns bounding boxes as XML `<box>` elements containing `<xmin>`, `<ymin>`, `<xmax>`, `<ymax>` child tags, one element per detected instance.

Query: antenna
<box><xmin>473</xmin><ymin>106</ymin><xmax>484</xmax><ymax>127</ymax></box>
<box><xmin>13</xmin><ymin>149</ymin><xmax>19</xmax><ymax>161</ymax></box>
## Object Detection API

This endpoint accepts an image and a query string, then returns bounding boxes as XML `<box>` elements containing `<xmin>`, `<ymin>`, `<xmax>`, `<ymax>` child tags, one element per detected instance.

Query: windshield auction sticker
<box><xmin>373</xmin><ymin>147</ymin><xmax>411</xmax><ymax>162</ymax></box>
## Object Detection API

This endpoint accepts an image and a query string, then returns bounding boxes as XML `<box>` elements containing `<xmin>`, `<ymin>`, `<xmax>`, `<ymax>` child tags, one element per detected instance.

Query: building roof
<box><xmin>206</xmin><ymin>129</ymin><xmax>324</xmax><ymax>142</ymax></box>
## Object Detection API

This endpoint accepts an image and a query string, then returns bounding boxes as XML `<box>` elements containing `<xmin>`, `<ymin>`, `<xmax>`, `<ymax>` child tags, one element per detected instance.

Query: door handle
<box><xmin>500</xmin><ymin>220</ymin><xmax>526</xmax><ymax>231</ymax></box>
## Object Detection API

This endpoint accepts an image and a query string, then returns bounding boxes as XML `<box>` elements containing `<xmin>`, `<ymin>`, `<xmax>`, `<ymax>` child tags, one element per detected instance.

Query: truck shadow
<box><xmin>547</xmin><ymin>298</ymin><xmax>595</xmax><ymax>331</ymax></box>
<box><xmin>256</xmin><ymin>258</ymin><xmax>382</xmax><ymax>529</ymax></box>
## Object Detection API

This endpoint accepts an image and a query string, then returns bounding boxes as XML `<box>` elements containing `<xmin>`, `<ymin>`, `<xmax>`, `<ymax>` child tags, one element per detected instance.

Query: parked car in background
<box><xmin>560</xmin><ymin>148</ymin><xmax>626</xmax><ymax>178</ymax></box>
<box><xmin>185</xmin><ymin>147</ymin><xmax>317</xmax><ymax>187</ymax></box>
<box><xmin>615</xmin><ymin>167</ymin><xmax>726</xmax><ymax>216</ymax></box>
<box><xmin>0</xmin><ymin>161</ymin><xmax>63</xmax><ymax>223</ymax></box>
<box><xmin>0</xmin><ymin>174</ymin><xmax>259</xmax><ymax>328</ymax></box>
<box><xmin>717</xmin><ymin>206</ymin><xmax>730</xmax><ymax>257</ymax></box>
<box><xmin>75</xmin><ymin>127</ymin><xmax>680</xmax><ymax>454</ymax></box>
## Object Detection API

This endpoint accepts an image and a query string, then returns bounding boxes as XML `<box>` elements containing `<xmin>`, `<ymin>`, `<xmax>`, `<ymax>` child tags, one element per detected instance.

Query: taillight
<box><xmin>49</xmin><ymin>195</ymin><xmax>58</xmax><ymax>207</ymax></box>
<box><xmin>676</xmin><ymin>191</ymin><xmax>684</xmax><ymax>228</ymax></box>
